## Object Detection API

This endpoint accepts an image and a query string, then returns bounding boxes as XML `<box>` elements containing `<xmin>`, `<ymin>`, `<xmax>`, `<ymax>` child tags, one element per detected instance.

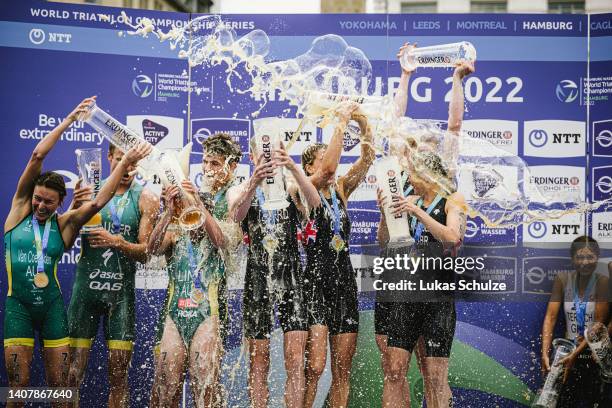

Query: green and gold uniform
<box><xmin>4</xmin><ymin>213</ymin><xmax>68</xmax><ymax>348</ymax></box>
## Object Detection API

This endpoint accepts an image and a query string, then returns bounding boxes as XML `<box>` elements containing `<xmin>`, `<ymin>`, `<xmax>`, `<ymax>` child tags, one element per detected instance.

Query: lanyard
<box><xmin>574</xmin><ymin>273</ymin><xmax>597</xmax><ymax>339</ymax></box>
<box><xmin>404</xmin><ymin>185</ymin><xmax>413</xmax><ymax>196</ymax></box>
<box><xmin>187</xmin><ymin>240</ymin><xmax>202</xmax><ymax>289</ymax></box>
<box><xmin>410</xmin><ymin>195</ymin><xmax>442</xmax><ymax>242</ymax></box>
<box><xmin>108</xmin><ymin>187</ymin><xmax>131</xmax><ymax>234</ymax></box>
<box><xmin>319</xmin><ymin>187</ymin><xmax>341</xmax><ymax>236</ymax></box>
<box><xmin>31</xmin><ymin>215</ymin><xmax>52</xmax><ymax>273</ymax></box>
<box><xmin>256</xmin><ymin>188</ymin><xmax>277</xmax><ymax>232</ymax></box>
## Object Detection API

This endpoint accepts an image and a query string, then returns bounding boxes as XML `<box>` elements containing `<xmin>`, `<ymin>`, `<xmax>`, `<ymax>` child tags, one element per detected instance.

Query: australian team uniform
<box><xmin>241</xmin><ymin>193</ymin><xmax>307</xmax><ymax>339</ymax></box>
<box><xmin>305</xmin><ymin>188</ymin><xmax>359</xmax><ymax>335</ymax></box>
<box><xmin>68</xmin><ymin>182</ymin><xmax>143</xmax><ymax>351</ymax></box>
<box><xmin>155</xmin><ymin>185</ymin><xmax>229</xmax><ymax>349</ymax></box>
<box><xmin>387</xmin><ymin>195</ymin><xmax>457</xmax><ymax>357</ymax></box>
<box><xmin>4</xmin><ymin>213</ymin><xmax>68</xmax><ymax>348</ymax></box>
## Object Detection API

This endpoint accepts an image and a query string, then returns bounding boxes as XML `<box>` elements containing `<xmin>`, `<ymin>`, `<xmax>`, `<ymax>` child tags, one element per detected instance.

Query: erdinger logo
<box><xmin>29</xmin><ymin>28</ymin><xmax>45</xmax><ymax>44</ymax></box>
<box><xmin>527</xmin><ymin>222</ymin><xmax>547</xmax><ymax>239</ymax></box>
<box><xmin>367</xmin><ymin>175</ymin><xmax>377</xmax><ymax>184</ymax></box>
<box><xmin>142</xmin><ymin>119</ymin><xmax>168</xmax><ymax>145</ymax></box>
<box><xmin>597</xmin><ymin>129</ymin><xmax>612</xmax><ymax>148</ymax></box>
<box><xmin>556</xmin><ymin>80</ymin><xmax>578</xmax><ymax>103</ymax></box>
<box><xmin>503</xmin><ymin>131</ymin><xmax>512</xmax><ymax>139</ymax></box>
<box><xmin>526</xmin><ymin>266</ymin><xmax>545</xmax><ymax>285</ymax></box>
<box><xmin>387</xmin><ymin>170</ymin><xmax>396</xmax><ymax>178</ymax></box>
<box><xmin>569</xmin><ymin>177</ymin><xmax>579</xmax><ymax>186</ymax></box>
<box><xmin>529</xmin><ymin>129</ymin><xmax>548</xmax><ymax>147</ymax></box>
<box><xmin>596</xmin><ymin>176</ymin><xmax>612</xmax><ymax>194</ymax></box>
<box><xmin>132</xmin><ymin>75</ymin><xmax>153</xmax><ymax>98</ymax></box>
<box><xmin>464</xmin><ymin>220</ymin><xmax>478</xmax><ymax>239</ymax></box>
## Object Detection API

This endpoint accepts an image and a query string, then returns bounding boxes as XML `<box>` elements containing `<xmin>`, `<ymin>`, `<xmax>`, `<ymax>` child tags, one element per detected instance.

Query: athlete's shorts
<box><xmin>374</xmin><ymin>300</ymin><xmax>396</xmax><ymax>336</ymax></box>
<box><xmin>3</xmin><ymin>296</ymin><xmax>69</xmax><ymax>348</ymax></box>
<box><xmin>67</xmin><ymin>289</ymin><xmax>135</xmax><ymax>351</ymax></box>
<box><xmin>242</xmin><ymin>262</ymin><xmax>307</xmax><ymax>339</ymax></box>
<box><xmin>387</xmin><ymin>301</ymin><xmax>456</xmax><ymax>357</ymax></box>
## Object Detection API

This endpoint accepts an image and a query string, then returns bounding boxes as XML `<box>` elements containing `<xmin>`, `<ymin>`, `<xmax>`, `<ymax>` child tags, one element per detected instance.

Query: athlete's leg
<box><xmin>68</xmin><ymin>346</ymin><xmax>90</xmax><ymax>390</ymax></box>
<box><xmin>328</xmin><ymin>332</ymin><xmax>357</xmax><ymax>408</ymax></box>
<box><xmin>283</xmin><ymin>330</ymin><xmax>307</xmax><ymax>408</ymax></box>
<box><xmin>188</xmin><ymin>316</ymin><xmax>221</xmax><ymax>408</ymax></box>
<box><xmin>4</xmin><ymin>346</ymin><xmax>34</xmax><ymax>408</ymax></box>
<box><xmin>150</xmin><ymin>316</ymin><xmax>187</xmax><ymax>408</ymax></box>
<box><xmin>107</xmin><ymin>348</ymin><xmax>132</xmax><ymax>408</ymax></box>
<box><xmin>247</xmin><ymin>338</ymin><xmax>270</xmax><ymax>408</ymax></box>
<box><xmin>304</xmin><ymin>324</ymin><xmax>328</xmax><ymax>408</ymax></box>
<box><xmin>377</xmin><ymin>334</ymin><xmax>410</xmax><ymax>406</ymax></box>
<box><xmin>382</xmin><ymin>346</ymin><xmax>411</xmax><ymax>408</ymax></box>
<box><xmin>421</xmin><ymin>357</ymin><xmax>451</xmax><ymax>408</ymax></box>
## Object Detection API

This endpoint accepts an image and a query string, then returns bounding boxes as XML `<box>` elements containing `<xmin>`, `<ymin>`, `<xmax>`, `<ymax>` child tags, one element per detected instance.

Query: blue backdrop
<box><xmin>1</xmin><ymin>1</ymin><xmax>611</xmax><ymax>407</ymax></box>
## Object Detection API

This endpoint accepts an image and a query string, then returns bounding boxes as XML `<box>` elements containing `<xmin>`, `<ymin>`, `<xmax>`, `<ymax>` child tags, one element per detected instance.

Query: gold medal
<box><xmin>263</xmin><ymin>234</ymin><xmax>278</xmax><ymax>253</ymax></box>
<box><xmin>330</xmin><ymin>234</ymin><xmax>345</xmax><ymax>252</ymax></box>
<box><xmin>190</xmin><ymin>285</ymin><xmax>206</xmax><ymax>304</ymax></box>
<box><xmin>33</xmin><ymin>272</ymin><xmax>49</xmax><ymax>288</ymax></box>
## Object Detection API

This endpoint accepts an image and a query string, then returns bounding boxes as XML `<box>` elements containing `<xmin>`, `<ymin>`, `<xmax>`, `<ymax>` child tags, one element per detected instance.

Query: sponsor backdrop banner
<box><xmin>1</xmin><ymin>1</ymin><xmax>611</xmax><ymax>406</ymax></box>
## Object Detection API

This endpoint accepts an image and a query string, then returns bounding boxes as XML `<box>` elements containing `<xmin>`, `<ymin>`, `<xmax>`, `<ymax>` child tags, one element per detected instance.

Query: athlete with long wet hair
<box><xmin>67</xmin><ymin>142</ymin><xmax>159</xmax><ymax>408</ymax></box>
<box><xmin>3</xmin><ymin>96</ymin><xmax>151</xmax><ymax>407</ymax></box>
<box><xmin>300</xmin><ymin>102</ymin><xmax>375</xmax><ymax>408</ymax></box>
<box><xmin>148</xmin><ymin>133</ymin><xmax>242</xmax><ymax>408</ymax></box>
<box><xmin>376</xmin><ymin>54</ymin><xmax>474</xmax><ymax>407</ymax></box>
<box><xmin>227</xmin><ymin>137</ymin><xmax>320</xmax><ymax>408</ymax></box>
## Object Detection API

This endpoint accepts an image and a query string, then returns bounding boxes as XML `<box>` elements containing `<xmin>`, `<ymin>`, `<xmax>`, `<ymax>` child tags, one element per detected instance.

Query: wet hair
<box><xmin>301</xmin><ymin>143</ymin><xmax>327</xmax><ymax>175</ymax></box>
<box><xmin>34</xmin><ymin>171</ymin><xmax>67</xmax><ymax>201</ymax></box>
<box><xmin>570</xmin><ymin>235</ymin><xmax>600</xmax><ymax>258</ymax></box>
<box><xmin>108</xmin><ymin>144</ymin><xmax>116</xmax><ymax>155</ymax></box>
<box><xmin>414</xmin><ymin>151</ymin><xmax>449</xmax><ymax>181</ymax></box>
<box><xmin>202</xmin><ymin>133</ymin><xmax>242</xmax><ymax>164</ymax></box>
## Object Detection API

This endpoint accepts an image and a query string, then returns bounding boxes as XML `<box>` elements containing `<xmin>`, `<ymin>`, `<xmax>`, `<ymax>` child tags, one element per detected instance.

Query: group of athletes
<box><xmin>3</xmin><ymin>44</ymin><xmax>486</xmax><ymax>408</ymax></box>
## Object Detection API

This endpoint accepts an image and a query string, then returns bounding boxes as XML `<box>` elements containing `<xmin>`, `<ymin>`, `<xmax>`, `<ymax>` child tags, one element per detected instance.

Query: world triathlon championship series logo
<box><xmin>555</xmin><ymin>79</ymin><xmax>579</xmax><ymax>103</ymax></box>
<box><xmin>132</xmin><ymin>75</ymin><xmax>154</xmax><ymax>98</ymax></box>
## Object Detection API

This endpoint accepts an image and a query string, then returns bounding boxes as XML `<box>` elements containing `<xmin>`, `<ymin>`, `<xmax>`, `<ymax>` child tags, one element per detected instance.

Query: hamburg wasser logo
<box><xmin>525</xmin><ymin>266</ymin><xmax>545</xmax><ymax>285</ymax></box>
<box><xmin>527</xmin><ymin>222</ymin><xmax>547</xmax><ymax>239</ymax></box>
<box><xmin>464</xmin><ymin>220</ymin><xmax>478</xmax><ymax>239</ymax></box>
<box><xmin>593</xmin><ymin>166</ymin><xmax>612</xmax><ymax>201</ymax></box>
<box><xmin>556</xmin><ymin>80</ymin><xmax>578</xmax><ymax>103</ymax></box>
<box><xmin>528</xmin><ymin>129</ymin><xmax>547</xmax><ymax>148</ymax></box>
<box><xmin>142</xmin><ymin>119</ymin><xmax>168</xmax><ymax>145</ymax></box>
<box><xmin>132</xmin><ymin>75</ymin><xmax>153</xmax><ymax>98</ymax></box>
<box><xmin>29</xmin><ymin>28</ymin><xmax>45</xmax><ymax>44</ymax></box>
<box><xmin>593</xmin><ymin>120</ymin><xmax>612</xmax><ymax>157</ymax></box>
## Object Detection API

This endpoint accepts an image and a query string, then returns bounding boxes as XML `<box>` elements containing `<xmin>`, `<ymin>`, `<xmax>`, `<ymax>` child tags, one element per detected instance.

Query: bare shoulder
<box><xmin>446</xmin><ymin>191</ymin><xmax>466</xmax><ymax>210</ymax></box>
<box><xmin>139</xmin><ymin>187</ymin><xmax>160</xmax><ymax>209</ymax></box>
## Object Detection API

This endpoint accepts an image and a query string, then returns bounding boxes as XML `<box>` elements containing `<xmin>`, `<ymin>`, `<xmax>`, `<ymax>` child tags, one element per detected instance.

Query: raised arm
<box><xmin>338</xmin><ymin>112</ymin><xmax>376</xmax><ymax>201</ymax></box>
<box><xmin>309</xmin><ymin>102</ymin><xmax>357</xmax><ymax>190</ymax></box>
<box><xmin>275</xmin><ymin>143</ymin><xmax>320</xmax><ymax>213</ymax></box>
<box><xmin>147</xmin><ymin>186</ymin><xmax>178</xmax><ymax>256</ymax></box>
<box><xmin>393</xmin><ymin>43</ymin><xmax>416</xmax><ymax>119</ymax></box>
<box><xmin>5</xmin><ymin>96</ymin><xmax>95</xmax><ymax>231</ymax></box>
<box><xmin>60</xmin><ymin>143</ymin><xmax>152</xmax><ymax>245</ymax></box>
<box><xmin>228</xmin><ymin>154</ymin><xmax>276</xmax><ymax>223</ymax></box>
<box><xmin>447</xmin><ymin>62</ymin><xmax>475</xmax><ymax>134</ymax></box>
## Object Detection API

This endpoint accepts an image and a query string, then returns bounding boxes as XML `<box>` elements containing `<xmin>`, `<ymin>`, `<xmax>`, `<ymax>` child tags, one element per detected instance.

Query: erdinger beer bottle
<box><xmin>252</xmin><ymin>118</ymin><xmax>289</xmax><ymax>211</ymax></box>
<box><xmin>400</xmin><ymin>42</ymin><xmax>476</xmax><ymax>72</ymax></box>
<box><xmin>375</xmin><ymin>156</ymin><xmax>414</xmax><ymax>247</ymax></box>
<box><xmin>75</xmin><ymin>148</ymin><xmax>103</xmax><ymax>233</ymax></box>
<box><xmin>81</xmin><ymin>102</ymin><xmax>205</xmax><ymax>231</ymax></box>
<box><xmin>533</xmin><ymin>338</ymin><xmax>576</xmax><ymax>408</ymax></box>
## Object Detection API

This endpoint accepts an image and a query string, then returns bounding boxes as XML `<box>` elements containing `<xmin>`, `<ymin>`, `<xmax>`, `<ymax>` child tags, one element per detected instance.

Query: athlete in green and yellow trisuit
<box><xmin>3</xmin><ymin>96</ymin><xmax>151</xmax><ymax>406</ymax></box>
<box><xmin>67</xmin><ymin>144</ymin><xmax>158</xmax><ymax>408</ymax></box>
<box><xmin>148</xmin><ymin>133</ymin><xmax>242</xmax><ymax>408</ymax></box>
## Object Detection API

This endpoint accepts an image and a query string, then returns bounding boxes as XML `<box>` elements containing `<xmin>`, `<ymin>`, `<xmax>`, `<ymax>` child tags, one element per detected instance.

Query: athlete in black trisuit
<box><xmin>376</xmin><ymin>54</ymin><xmax>474</xmax><ymax>407</ymax></box>
<box><xmin>380</xmin><ymin>151</ymin><xmax>467</xmax><ymax>408</ymax></box>
<box><xmin>3</xmin><ymin>96</ymin><xmax>151</xmax><ymax>408</ymax></box>
<box><xmin>227</xmin><ymin>140</ymin><xmax>320</xmax><ymax>408</ymax></box>
<box><xmin>301</xmin><ymin>102</ymin><xmax>375</xmax><ymax>408</ymax></box>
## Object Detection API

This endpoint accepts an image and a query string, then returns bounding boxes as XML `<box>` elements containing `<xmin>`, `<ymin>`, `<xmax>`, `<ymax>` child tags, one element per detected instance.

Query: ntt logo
<box><xmin>596</xmin><ymin>176</ymin><xmax>612</xmax><ymax>194</ymax></box>
<box><xmin>555</xmin><ymin>80</ymin><xmax>578</xmax><ymax>103</ymax></box>
<box><xmin>29</xmin><ymin>28</ymin><xmax>45</xmax><ymax>44</ymax></box>
<box><xmin>464</xmin><ymin>220</ymin><xmax>478</xmax><ymax>239</ymax></box>
<box><xmin>132</xmin><ymin>75</ymin><xmax>153</xmax><ymax>98</ymax></box>
<box><xmin>526</xmin><ymin>266</ymin><xmax>545</xmax><ymax>285</ymax></box>
<box><xmin>527</xmin><ymin>222</ymin><xmax>547</xmax><ymax>239</ymax></box>
<box><xmin>528</xmin><ymin>129</ymin><xmax>548</xmax><ymax>148</ymax></box>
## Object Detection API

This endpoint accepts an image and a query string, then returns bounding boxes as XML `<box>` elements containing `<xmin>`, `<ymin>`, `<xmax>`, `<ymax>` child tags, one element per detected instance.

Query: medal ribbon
<box><xmin>187</xmin><ymin>240</ymin><xmax>202</xmax><ymax>289</ymax></box>
<box><xmin>31</xmin><ymin>215</ymin><xmax>52</xmax><ymax>273</ymax></box>
<box><xmin>404</xmin><ymin>185</ymin><xmax>413</xmax><ymax>196</ymax></box>
<box><xmin>410</xmin><ymin>194</ymin><xmax>443</xmax><ymax>243</ymax></box>
<box><xmin>256</xmin><ymin>187</ymin><xmax>277</xmax><ymax>235</ymax></box>
<box><xmin>108</xmin><ymin>186</ymin><xmax>131</xmax><ymax>234</ymax></box>
<box><xmin>319</xmin><ymin>187</ymin><xmax>341</xmax><ymax>237</ymax></box>
<box><xmin>574</xmin><ymin>273</ymin><xmax>597</xmax><ymax>340</ymax></box>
